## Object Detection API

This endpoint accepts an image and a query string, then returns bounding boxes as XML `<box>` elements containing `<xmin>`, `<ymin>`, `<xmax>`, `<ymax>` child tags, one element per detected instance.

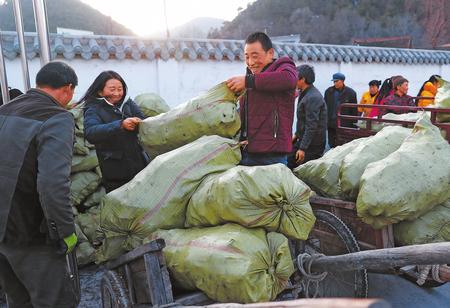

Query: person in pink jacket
<box><xmin>368</xmin><ymin>75</ymin><xmax>400</xmax><ymax>117</ymax></box>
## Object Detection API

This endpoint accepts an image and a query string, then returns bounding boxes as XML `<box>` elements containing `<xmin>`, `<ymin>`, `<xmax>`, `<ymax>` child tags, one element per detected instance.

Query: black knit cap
<box><xmin>368</xmin><ymin>80</ymin><xmax>381</xmax><ymax>87</ymax></box>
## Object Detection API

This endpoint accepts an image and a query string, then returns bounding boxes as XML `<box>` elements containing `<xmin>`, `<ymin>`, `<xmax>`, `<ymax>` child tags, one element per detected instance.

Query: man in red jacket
<box><xmin>226</xmin><ymin>32</ymin><xmax>297</xmax><ymax>166</ymax></box>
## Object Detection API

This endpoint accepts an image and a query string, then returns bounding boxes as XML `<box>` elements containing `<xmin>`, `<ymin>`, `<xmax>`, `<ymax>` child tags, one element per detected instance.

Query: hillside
<box><xmin>148</xmin><ymin>17</ymin><xmax>225</xmax><ymax>39</ymax></box>
<box><xmin>209</xmin><ymin>0</ymin><xmax>449</xmax><ymax>49</ymax></box>
<box><xmin>0</xmin><ymin>0</ymin><xmax>133</xmax><ymax>35</ymax></box>
<box><xmin>171</xmin><ymin>17</ymin><xmax>225</xmax><ymax>39</ymax></box>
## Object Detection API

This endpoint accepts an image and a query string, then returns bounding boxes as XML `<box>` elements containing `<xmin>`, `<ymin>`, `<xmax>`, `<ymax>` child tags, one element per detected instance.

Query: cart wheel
<box><xmin>101</xmin><ymin>270</ymin><xmax>131</xmax><ymax>308</ymax></box>
<box><xmin>294</xmin><ymin>209</ymin><xmax>368</xmax><ymax>298</ymax></box>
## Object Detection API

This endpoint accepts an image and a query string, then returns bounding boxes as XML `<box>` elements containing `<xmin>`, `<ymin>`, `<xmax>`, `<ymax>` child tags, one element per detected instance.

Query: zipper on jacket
<box><xmin>273</xmin><ymin>110</ymin><xmax>279</xmax><ymax>138</ymax></box>
<box><xmin>242</xmin><ymin>93</ymin><xmax>248</xmax><ymax>140</ymax></box>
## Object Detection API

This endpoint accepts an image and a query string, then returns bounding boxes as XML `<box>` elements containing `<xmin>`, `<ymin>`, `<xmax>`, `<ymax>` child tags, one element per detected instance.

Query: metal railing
<box><xmin>336</xmin><ymin>102</ymin><xmax>450</xmax><ymax>144</ymax></box>
<box><xmin>0</xmin><ymin>29</ymin><xmax>9</xmax><ymax>103</ymax></box>
<box><xmin>0</xmin><ymin>0</ymin><xmax>51</xmax><ymax>104</ymax></box>
<box><xmin>13</xmin><ymin>0</ymin><xmax>31</xmax><ymax>91</ymax></box>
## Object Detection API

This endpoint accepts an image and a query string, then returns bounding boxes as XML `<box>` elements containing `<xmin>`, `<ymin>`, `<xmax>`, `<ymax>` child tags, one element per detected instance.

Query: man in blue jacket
<box><xmin>324</xmin><ymin>72</ymin><xmax>358</xmax><ymax>148</ymax></box>
<box><xmin>0</xmin><ymin>61</ymin><xmax>79</xmax><ymax>308</ymax></box>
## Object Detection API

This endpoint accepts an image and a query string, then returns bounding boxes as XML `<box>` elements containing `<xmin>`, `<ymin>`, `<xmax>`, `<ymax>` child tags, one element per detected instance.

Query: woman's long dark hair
<box><xmin>78</xmin><ymin>70</ymin><xmax>128</xmax><ymax>105</ymax></box>
<box><xmin>374</xmin><ymin>76</ymin><xmax>397</xmax><ymax>104</ymax></box>
<box><xmin>416</xmin><ymin>74</ymin><xmax>441</xmax><ymax>97</ymax></box>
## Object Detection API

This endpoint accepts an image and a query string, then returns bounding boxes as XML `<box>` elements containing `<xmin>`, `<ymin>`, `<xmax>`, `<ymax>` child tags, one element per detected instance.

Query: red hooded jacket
<box><xmin>240</xmin><ymin>57</ymin><xmax>297</xmax><ymax>153</ymax></box>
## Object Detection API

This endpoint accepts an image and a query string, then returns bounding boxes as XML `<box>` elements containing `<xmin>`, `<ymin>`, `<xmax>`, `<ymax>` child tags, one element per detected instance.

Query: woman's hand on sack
<box><xmin>122</xmin><ymin>117</ymin><xmax>142</xmax><ymax>131</ymax></box>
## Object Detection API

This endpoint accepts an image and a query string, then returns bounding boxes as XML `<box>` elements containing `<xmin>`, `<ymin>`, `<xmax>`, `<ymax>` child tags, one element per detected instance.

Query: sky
<box><xmin>80</xmin><ymin>0</ymin><xmax>254</xmax><ymax>37</ymax></box>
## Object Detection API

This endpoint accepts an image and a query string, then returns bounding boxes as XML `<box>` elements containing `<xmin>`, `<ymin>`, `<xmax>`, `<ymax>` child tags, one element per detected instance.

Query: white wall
<box><xmin>294</xmin><ymin>61</ymin><xmax>445</xmax><ymax>98</ymax></box>
<box><xmin>4</xmin><ymin>56</ymin><xmax>449</xmax><ymax>107</ymax></box>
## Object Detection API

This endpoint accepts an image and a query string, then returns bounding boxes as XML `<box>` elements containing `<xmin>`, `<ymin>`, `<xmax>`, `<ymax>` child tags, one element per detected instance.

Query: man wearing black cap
<box><xmin>324</xmin><ymin>72</ymin><xmax>358</xmax><ymax>148</ymax></box>
<box><xmin>0</xmin><ymin>61</ymin><xmax>79</xmax><ymax>307</ymax></box>
<box><xmin>288</xmin><ymin>64</ymin><xmax>327</xmax><ymax>169</ymax></box>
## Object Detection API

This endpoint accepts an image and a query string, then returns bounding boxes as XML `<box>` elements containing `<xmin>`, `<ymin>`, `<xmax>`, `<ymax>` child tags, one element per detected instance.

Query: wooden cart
<box><xmin>100</xmin><ymin>103</ymin><xmax>450</xmax><ymax>307</ymax></box>
<box><xmin>100</xmin><ymin>221</ymin><xmax>450</xmax><ymax>307</ymax></box>
<box><xmin>298</xmin><ymin>197</ymin><xmax>450</xmax><ymax>299</ymax></box>
<box><xmin>101</xmin><ymin>239</ymin><xmax>211</xmax><ymax>308</ymax></box>
<box><xmin>293</xmin><ymin>104</ymin><xmax>450</xmax><ymax>298</ymax></box>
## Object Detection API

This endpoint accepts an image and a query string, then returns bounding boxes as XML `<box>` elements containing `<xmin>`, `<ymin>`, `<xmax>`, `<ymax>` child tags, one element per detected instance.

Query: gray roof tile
<box><xmin>1</xmin><ymin>31</ymin><xmax>450</xmax><ymax>65</ymax></box>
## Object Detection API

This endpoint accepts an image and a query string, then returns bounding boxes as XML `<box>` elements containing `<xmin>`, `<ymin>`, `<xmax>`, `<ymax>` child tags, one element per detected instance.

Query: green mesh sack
<box><xmin>382</xmin><ymin>112</ymin><xmax>426</xmax><ymax>125</ymax></box>
<box><xmin>186</xmin><ymin>164</ymin><xmax>315</xmax><ymax>240</ymax></box>
<box><xmin>293</xmin><ymin>137</ymin><xmax>368</xmax><ymax>198</ymax></box>
<box><xmin>340</xmin><ymin>126</ymin><xmax>411</xmax><ymax>200</ymax></box>
<box><xmin>394</xmin><ymin>200</ymin><xmax>450</xmax><ymax>245</ymax></box>
<box><xmin>75</xmin><ymin>224</ymin><xmax>96</xmax><ymax>266</ymax></box>
<box><xmin>435</xmin><ymin>77</ymin><xmax>450</xmax><ymax>122</ymax></box>
<box><xmin>138</xmin><ymin>82</ymin><xmax>240</xmax><ymax>158</ymax></box>
<box><xmin>70</xmin><ymin>171</ymin><xmax>101</xmax><ymax>206</ymax></box>
<box><xmin>134</xmin><ymin>93</ymin><xmax>170</xmax><ymax>118</ymax></box>
<box><xmin>96</xmin><ymin>135</ymin><xmax>241</xmax><ymax>262</ymax></box>
<box><xmin>83</xmin><ymin>186</ymin><xmax>106</xmax><ymax>208</ymax></box>
<box><xmin>73</xmin><ymin>136</ymin><xmax>90</xmax><ymax>156</ymax></box>
<box><xmin>356</xmin><ymin>112</ymin><xmax>430</xmax><ymax>132</ymax></box>
<box><xmin>68</xmin><ymin>106</ymin><xmax>85</xmax><ymax>137</ymax></box>
<box><xmin>147</xmin><ymin>224</ymin><xmax>294</xmax><ymax>303</ymax></box>
<box><xmin>71</xmin><ymin>150</ymin><xmax>99</xmax><ymax>174</ymax></box>
<box><xmin>76</xmin><ymin>205</ymin><xmax>101</xmax><ymax>244</ymax></box>
<box><xmin>357</xmin><ymin>113</ymin><xmax>450</xmax><ymax>229</ymax></box>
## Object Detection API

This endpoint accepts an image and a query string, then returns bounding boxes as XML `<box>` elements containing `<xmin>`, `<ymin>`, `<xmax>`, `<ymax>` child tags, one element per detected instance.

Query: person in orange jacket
<box><xmin>417</xmin><ymin>75</ymin><xmax>441</xmax><ymax>107</ymax></box>
<box><xmin>358</xmin><ymin>80</ymin><xmax>381</xmax><ymax>117</ymax></box>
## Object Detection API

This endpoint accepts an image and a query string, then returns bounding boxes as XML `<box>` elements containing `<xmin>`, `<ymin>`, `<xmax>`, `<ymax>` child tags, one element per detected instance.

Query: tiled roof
<box><xmin>1</xmin><ymin>31</ymin><xmax>450</xmax><ymax>64</ymax></box>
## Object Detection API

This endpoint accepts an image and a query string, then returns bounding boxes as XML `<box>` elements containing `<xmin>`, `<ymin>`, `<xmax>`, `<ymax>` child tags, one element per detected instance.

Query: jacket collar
<box><xmin>299</xmin><ymin>85</ymin><xmax>313</xmax><ymax>100</ymax></box>
<box><xmin>334</xmin><ymin>85</ymin><xmax>346</xmax><ymax>93</ymax></box>
<box><xmin>93</xmin><ymin>97</ymin><xmax>129</xmax><ymax>112</ymax></box>
<box><xmin>27</xmin><ymin>88</ymin><xmax>63</xmax><ymax>108</ymax></box>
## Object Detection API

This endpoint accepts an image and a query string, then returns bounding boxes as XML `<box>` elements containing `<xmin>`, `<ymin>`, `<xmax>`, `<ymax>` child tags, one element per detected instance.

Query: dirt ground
<box><xmin>2</xmin><ymin>267</ymin><xmax>450</xmax><ymax>307</ymax></box>
<box><xmin>79</xmin><ymin>265</ymin><xmax>105</xmax><ymax>307</ymax></box>
<box><xmin>0</xmin><ymin>265</ymin><xmax>104</xmax><ymax>308</ymax></box>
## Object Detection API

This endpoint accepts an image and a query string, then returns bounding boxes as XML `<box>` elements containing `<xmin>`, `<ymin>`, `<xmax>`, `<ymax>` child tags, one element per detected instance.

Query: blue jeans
<box><xmin>240</xmin><ymin>151</ymin><xmax>288</xmax><ymax>166</ymax></box>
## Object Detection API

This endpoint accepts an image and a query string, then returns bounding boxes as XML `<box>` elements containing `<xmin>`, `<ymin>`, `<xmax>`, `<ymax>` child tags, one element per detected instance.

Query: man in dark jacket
<box><xmin>288</xmin><ymin>65</ymin><xmax>327</xmax><ymax>169</ymax></box>
<box><xmin>324</xmin><ymin>72</ymin><xmax>358</xmax><ymax>148</ymax></box>
<box><xmin>0</xmin><ymin>62</ymin><xmax>79</xmax><ymax>307</ymax></box>
<box><xmin>226</xmin><ymin>32</ymin><xmax>297</xmax><ymax>166</ymax></box>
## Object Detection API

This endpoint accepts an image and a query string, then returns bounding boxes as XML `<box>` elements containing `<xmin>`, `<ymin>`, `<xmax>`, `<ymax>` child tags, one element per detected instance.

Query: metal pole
<box><xmin>0</xmin><ymin>29</ymin><xmax>10</xmax><ymax>104</ymax></box>
<box><xmin>163</xmin><ymin>0</ymin><xmax>170</xmax><ymax>39</ymax></box>
<box><xmin>32</xmin><ymin>0</ymin><xmax>51</xmax><ymax>66</ymax></box>
<box><xmin>13</xmin><ymin>0</ymin><xmax>31</xmax><ymax>91</ymax></box>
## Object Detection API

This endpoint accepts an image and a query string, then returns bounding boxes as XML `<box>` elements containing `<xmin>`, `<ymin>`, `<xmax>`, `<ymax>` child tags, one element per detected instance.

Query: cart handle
<box><xmin>301</xmin><ymin>242</ymin><xmax>450</xmax><ymax>273</ymax></box>
<box><xmin>105</xmin><ymin>238</ymin><xmax>166</xmax><ymax>270</ymax></box>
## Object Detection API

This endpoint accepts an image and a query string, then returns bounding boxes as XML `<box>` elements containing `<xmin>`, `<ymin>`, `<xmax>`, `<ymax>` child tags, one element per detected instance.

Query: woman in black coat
<box><xmin>79</xmin><ymin>71</ymin><xmax>149</xmax><ymax>192</ymax></box>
